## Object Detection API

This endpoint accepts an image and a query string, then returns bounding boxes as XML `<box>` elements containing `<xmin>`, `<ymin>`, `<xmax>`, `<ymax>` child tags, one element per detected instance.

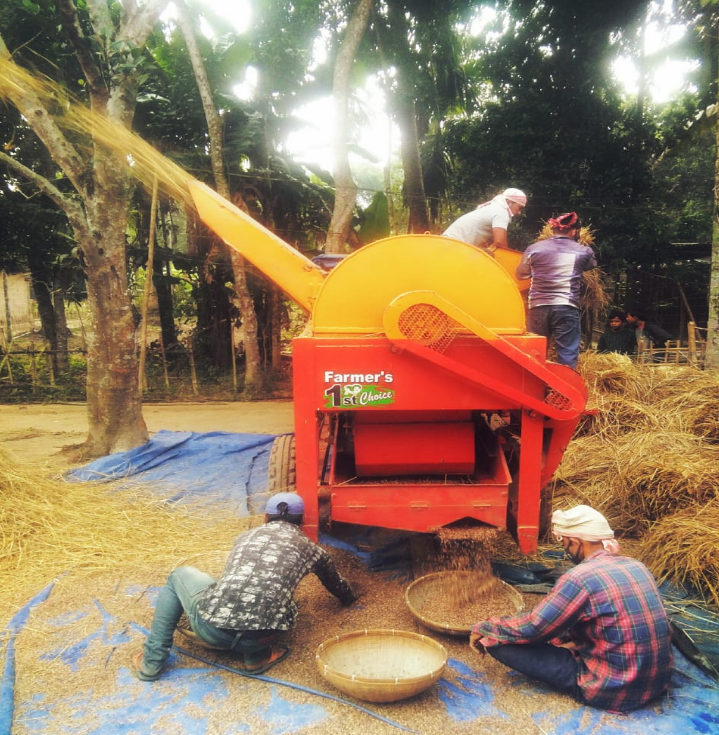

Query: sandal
<box><xmin>131</xmin><ymin>650</ymin><xmax>161</xmax><ymax>682</ymax></box>
<box><xmin>244</xmin><ymin>646</ymin><xmax>290</xmax><ymax>675</ymax></box>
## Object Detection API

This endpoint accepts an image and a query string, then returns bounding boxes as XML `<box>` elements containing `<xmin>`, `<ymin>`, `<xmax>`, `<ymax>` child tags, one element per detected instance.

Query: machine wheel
<box><xmin>268</xmin><ymin>434</ymin><xmax>296</xmax><ymax>495</ymax></box>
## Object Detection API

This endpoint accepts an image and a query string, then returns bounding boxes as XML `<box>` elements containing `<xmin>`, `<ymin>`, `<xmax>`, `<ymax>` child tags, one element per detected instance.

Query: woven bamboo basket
<box><xmin>405</xmin><ymin>571</ymin><xmax>524</xmax><ymax>637</ymax></box>
<box><xmin>316</xmin><ymin>628</ymin><xmax>447</xmax><ymax>703</ymax></box>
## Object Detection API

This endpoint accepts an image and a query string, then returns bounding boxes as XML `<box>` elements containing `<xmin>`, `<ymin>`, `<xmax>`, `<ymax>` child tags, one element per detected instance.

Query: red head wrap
<box><xmin>548</xmin><ymin>212</ymin><xmax>581</xmax><ymax>231</ymax></box>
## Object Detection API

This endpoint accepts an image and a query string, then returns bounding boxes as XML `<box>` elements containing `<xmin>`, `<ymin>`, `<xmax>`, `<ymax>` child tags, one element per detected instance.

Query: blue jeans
<box><xmin>487</xmin><ymin>643</ymin><xmax>585</xmax><ymax>703</ymax></box>
<box><xmin>139</xmin><ymin>566</ymin><xmax>278</xmax><ymax>680</ymax></box>
<box><xmin>528</xmin><ymin>305</ymin><xmax>581</xmax><ymax>368</ymax></box>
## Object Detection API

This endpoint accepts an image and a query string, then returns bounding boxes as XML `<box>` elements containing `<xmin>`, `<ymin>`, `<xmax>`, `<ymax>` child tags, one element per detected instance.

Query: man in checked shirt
<box><xmin>133</xmin><ymin>492</ymin><xmax>357</xmax><ymax>680</ymax></box>
<box><xmin>470</xmin><ymin>505</ymin><xmax>673</xmax><ymax>713</ymax></box>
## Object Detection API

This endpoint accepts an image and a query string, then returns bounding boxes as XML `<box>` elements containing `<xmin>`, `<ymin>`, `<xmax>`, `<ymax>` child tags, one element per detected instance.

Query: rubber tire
<box><xmin>268</xmin><ymin>434</ymin><xmax>296</xmax><ymax>495</ymax></box>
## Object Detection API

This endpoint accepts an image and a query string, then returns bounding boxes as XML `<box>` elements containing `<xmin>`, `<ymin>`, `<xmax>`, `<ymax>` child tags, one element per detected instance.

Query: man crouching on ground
<box><xmin>469</xmin><ymin>505</ymin><xmax>673</xmax><ymax>713</ymax></box>
<box><xmin>133</xmin><ymin>492</ymin><xmax>357</xmax><ymax>680</ymax></box>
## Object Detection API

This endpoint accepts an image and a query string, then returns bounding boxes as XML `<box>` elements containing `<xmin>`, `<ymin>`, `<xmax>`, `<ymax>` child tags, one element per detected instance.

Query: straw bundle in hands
<box><xmin>0</xmin><ymin>448</ymin><xmax>256</xmax><ymax>628</ymax></box>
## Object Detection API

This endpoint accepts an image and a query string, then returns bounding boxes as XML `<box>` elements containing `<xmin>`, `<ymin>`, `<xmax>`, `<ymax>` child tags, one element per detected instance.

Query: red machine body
<box><xmin>189</xmin><ymin>182</ymin><xmax>588</xmax><ymax>554</ymax></box>
<box><xmin>293</xmin><ymin>336</ymin><xmax>586</xmax><ymax>554</ymax></box>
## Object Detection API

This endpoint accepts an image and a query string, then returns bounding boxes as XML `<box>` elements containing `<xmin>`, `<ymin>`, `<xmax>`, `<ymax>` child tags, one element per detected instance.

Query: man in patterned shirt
<box><xmin>469</xmin><ymin>505</ymin><xmax>673</xmax><ymax>713</ymax></box>
<box><xmin>133</xmin><ymin>492</ymin><xmax>356</xmax><ymax>680</ymax></box>
<box><xmin>516</xmin><ymin>212</ymin><xmax>597</xmax><ymax>369</ymax></box>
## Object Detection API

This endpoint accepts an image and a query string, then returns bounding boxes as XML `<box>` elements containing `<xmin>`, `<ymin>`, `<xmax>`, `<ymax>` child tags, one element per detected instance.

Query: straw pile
<box><xmin>0</xmin><ymin>447</ymin><xmax>259</xmax><ymax>629</ymax></box>
<box><xmin>552</xmin><ymin>352</ymin><xmax>719</xmax><ymax>601</ymax></box>
<box><xmin>639</xmin><ymin>500</ymin><xmax>719</xmax><ymax>607</ymax></box>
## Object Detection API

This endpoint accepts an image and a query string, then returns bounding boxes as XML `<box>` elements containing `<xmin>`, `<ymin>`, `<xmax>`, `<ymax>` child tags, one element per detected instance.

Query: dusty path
<box><xmin>1</xmin><ymin>401</ymin><xmax>295</xmax><ymax>469</ymax></box>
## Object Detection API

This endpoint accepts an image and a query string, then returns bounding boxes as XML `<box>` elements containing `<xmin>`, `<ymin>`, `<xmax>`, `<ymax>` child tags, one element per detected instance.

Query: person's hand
<box><xmin>469</xmin><ymin>632</ymin><xmax>486</xmax><ymax>655</ymax></box>
<box><xmin>340</xmin><ymin>591</ymin><xmax>359</xmax><ymax>606</ymax></box>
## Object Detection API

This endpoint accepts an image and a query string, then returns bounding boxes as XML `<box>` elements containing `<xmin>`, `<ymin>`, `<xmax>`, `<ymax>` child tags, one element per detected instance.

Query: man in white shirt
<box><xmin>443</xmin><ymin>188</ymin><xmax>527</xmax><ymax>253</ymax></box>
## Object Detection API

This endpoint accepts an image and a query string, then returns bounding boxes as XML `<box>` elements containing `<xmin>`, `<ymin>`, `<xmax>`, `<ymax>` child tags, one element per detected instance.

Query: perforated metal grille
<box><xmin>545</xmin><ymin>389</ymin><xmax>572</xmax><ymax>411</ymax></box>
<box><xmin>397</xmin><ymin>304</ymin><xmax>460</xmax><ymax>353</ymax></box>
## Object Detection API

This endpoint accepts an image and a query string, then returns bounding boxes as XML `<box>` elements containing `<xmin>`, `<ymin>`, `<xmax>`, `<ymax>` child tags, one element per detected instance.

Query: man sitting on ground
<box><xmin>469</xmin><ymin>505</ymin><xmax>673</xmax><ymax>713</ymax></box>
<box><xmin>133</xmin><ymin>492</ymin><xmax>357</xmax><ymax>680</ymax></box>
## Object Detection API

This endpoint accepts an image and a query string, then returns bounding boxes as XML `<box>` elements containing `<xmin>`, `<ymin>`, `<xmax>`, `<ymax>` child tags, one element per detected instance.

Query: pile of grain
<box><xmin>552</xmin><ymin>353</ymin><xmax>719</xmax><ymax>600</ymax></box>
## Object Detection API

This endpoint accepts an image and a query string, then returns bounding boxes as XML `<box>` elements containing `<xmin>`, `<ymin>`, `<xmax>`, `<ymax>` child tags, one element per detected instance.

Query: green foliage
<box><xmin>356</xmin><ymin>191</ymin><xmax>390</xmax><ymax>244</ymax></box>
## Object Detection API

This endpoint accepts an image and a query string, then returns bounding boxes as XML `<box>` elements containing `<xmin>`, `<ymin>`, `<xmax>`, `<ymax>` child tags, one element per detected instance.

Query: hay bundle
<box><xmin>578</xmin><ymin>352</ymin><xmax>671</xmax><ymax>404</ymax></box>
<box><xmin>579</xmin><ymin>352</ymin><xmax>637</xmax><ymax>395</ymax></box>
<box><xmin>611</xmin><ymin>433</ymin><xmax>719</xmax><ymax>522</ymax></box>
<box><xmin>639</xmin><ymin>501</ymin><xmax>719</xmax><ymax>607</ymax></box>
<box><xmin>554</xmin><ymin>359</ymin><xmax>719</xmax><ymax>601</ymax></box>
<box><xmin>0</xmin><ymin>448</ymin><xmax>257</xmax><ymax>628</ymax></box>
<box><xmin>553</xmin><ymin>431</ymin><xmax>719</xmax><ymax>536</ymax></box>
<box><xmin>536</xmin><ymin>221</ymin><xmax>594</xmax><ymax>247</ymax></box>
<box><xmin>644</xmin><ymin>365</ymin><xmax>718</xmax><ymax>402</ymax></box>
<box><xmin>577</xmin><ymin>357</ymin><xmax>719</xmax><ymax>440</ymax></box>
<box><xmin>651</xmin><ymin>395</ymin><xmax>719</xmax><ymax>441</ymax></box>
<box><xmin>574</xmin><ymin>393</ymin><xmax>662</xmax><ymax>439</ymax></box>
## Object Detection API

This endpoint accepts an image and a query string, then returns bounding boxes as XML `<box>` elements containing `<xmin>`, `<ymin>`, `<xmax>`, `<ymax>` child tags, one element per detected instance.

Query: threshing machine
<box><xmin>189</xmin><ymin>182</ymin><xmax>587</xmax><ymax>553</ymax></box>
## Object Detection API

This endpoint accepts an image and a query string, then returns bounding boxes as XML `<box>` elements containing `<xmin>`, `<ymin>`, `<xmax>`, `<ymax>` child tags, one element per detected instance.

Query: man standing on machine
<box><xmin>515</xmin><ymin>212</ymin><xmax>596</xmax><ymax>369</ymax></box>
<box><xmin>443</xmin><ymin>188</ymin><xmax>527</xmax><ymax>254</ymax></box>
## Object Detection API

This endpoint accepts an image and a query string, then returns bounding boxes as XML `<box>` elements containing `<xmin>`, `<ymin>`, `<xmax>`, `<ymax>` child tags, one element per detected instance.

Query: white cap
<box><xmin>503</xmin><ymin>188</ymin><xmax>527</xmax><ymax>206</ymax></box>
<box><xmin>552</xmin><ymin>505</ymin><xmax>614</xmax><ymax>542</ymax></box>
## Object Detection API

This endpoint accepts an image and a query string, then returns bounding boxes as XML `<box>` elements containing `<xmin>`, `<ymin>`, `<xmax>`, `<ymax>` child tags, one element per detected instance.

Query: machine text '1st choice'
<box><xmin>323</xmin><ymin>370</ymin><xmax>395</xmax><ymax>408</ymax></box>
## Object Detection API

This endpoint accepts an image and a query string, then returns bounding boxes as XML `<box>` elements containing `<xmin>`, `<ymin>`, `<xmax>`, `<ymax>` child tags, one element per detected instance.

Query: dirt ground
<box><xmin>1</xmin><ymin>400</ymin><xmax>295</xmax><ymax>470</ymax></box>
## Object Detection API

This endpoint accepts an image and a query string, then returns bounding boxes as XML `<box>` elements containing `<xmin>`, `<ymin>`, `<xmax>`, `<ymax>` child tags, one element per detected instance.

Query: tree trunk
<box><xmin>82</xmin><ymin>193</ymin><xmax>148</xmax><ymax>457</ymax></box>
<box><xmin>152</xmin><ymin>263</ymin><xmax>178</xmax><ymax>352</ymax></box>
<box><xmin>29</xmin><ymin>266</ymin><xmax>58</xmax><ymax>369</ymax></box>
<box><xmin>707</xmin><ymin>23</ymin><xmax>719</xmax><ymax>371</ymax></box>
<box><xmin>395</xmin><ymin>93</ymin><xmax>430</xmax><ymax>234</ymax></box>
<box><xmin>270</xmin><ymin>287</ymin><xmax>283</xmax><ymax>370</ymax></box>
<box><xmin>52</xmin><ymin>271</ymin><xmax>70</xmax><ymax>373</ymax></box>
<box><xmin>178</xmin><ymin>1</ymin><xmax>263</xmax><ymax>393</ymax></box>
<box><xmin>325</xmin><ymin>0</ymin><xmax>374</xmax><ymax>253</ymax></box>
<box><xmin>0</xmin><ymin>2</ymin><xmax>169</xmax><ymax>456</ymax></box>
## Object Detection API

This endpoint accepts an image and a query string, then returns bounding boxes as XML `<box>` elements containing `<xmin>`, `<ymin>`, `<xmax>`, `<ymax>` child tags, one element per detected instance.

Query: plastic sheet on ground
<box><xmin>65</xmin><ymin>429</ymin><xmax>279</xmax><ymax>515</ymax></box>
<box><xmin>3</xmin><ymin>430</ymin><xmax>719</xmax><ymax>734</ymax></box>
<box><xmin>5</xmin><ymin>580</ymin><xmax>719</xmax><ymax>735</ymax></box>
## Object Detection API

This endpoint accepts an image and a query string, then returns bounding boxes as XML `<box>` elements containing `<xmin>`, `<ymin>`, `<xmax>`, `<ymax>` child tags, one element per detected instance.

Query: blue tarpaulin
<box><xmin>3</xmin><ymin>430</ymin><xmax>719</xmax><ymax>734</ymax></box>
<box><xmin>65</xmin><ymin>429</ymin><xmax>279</xmax><ymax>515</ymax></box>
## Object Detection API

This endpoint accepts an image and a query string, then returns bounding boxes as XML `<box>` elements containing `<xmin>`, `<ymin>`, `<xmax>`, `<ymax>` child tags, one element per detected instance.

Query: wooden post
<box><xmin>139</xmin><ymin>177</ymin><xmax>159</xmax><ymax>393</ymax></box>
<box><xmin>0</xmin><ymin>330</ymin><xmax>13</xmax><ymax>384</ymax></box>
<box><xmin>230</xmin><ymin>318</ymin><xmax>238</xmax><ymax>393</ymax></box>
<box><xmin>45</xmin><ymin>348</ymin><xmax>55</xmax><ymax>386</ymax></box>
<box><xmin>29</xmin><ymin>343</ymin><xmax>37</xmax><ymax>392</ymax></box>
<box><xmin>188</xmin><ymin>340</ymin><xmax>199</xmax><ymax>395</ymax></box>
<box><xmin>2</xmin><ymin>271</ymin><xmax>12</xmax><ymax>342</ymax></box>
<box><xmin>158</xmin><ymin>330</ymin><xmax>170</xmax><ymax>393</ymax></box>
<box><xmin>75</xmin><ymin>302</ymin><xmax>88</xmax><ymax>351</ymax></box>
<box><xmin>688</xmin><ymin>322</ymin><xmax>697</xmax><ymax>365</ymax></box>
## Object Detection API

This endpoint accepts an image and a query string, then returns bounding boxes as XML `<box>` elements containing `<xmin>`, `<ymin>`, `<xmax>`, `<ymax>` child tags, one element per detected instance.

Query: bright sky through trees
<box><xmin>203</xmin><ymin>0</ymin><xmax>699</xmax><ymax>170</ymax></box>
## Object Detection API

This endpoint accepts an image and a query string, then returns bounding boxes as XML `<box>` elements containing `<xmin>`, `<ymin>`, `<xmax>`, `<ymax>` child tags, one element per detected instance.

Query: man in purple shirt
<box><xmin>469</xmin><ymin>505</ymin><xmax>673</xmax><ymax>713</ymax></box>
<box><xmin>516</xmin><ymin>212</ymin><xmax>597</xmax><ymax>368</ymax></box>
